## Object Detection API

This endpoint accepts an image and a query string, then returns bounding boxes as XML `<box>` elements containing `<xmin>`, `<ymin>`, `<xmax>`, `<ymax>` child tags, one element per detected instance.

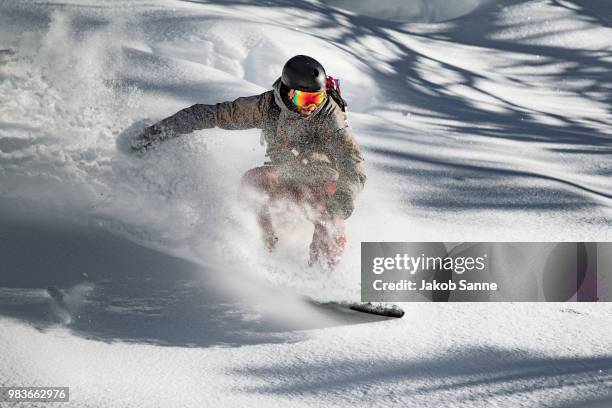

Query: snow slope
<box><xmin>1</xmin><ymin>0</ymin><xmax>611</xmax><ymax>406</ymax></box>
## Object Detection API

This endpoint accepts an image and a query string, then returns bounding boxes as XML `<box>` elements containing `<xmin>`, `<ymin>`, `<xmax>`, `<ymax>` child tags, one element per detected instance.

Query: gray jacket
<box><xmin>139</xmin><ymin>78</ymin><xmax>365</xmax><ymax>219</ymax></box>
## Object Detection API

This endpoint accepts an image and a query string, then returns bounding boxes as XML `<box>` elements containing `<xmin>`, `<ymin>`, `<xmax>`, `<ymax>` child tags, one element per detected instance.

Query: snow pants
<box><xmin>239</xmin><ymin>165</ymin><xmax>347</xmax><ymax>267</ymax></box>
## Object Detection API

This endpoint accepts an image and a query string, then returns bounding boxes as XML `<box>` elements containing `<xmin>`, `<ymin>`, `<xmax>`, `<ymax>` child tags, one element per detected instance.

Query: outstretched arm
<box><xmin>328</xmin><ymin>127</ymin><xmax>366</xmax><ymax>219</ymax></box>
<box><xmin>133</xmin><ymin>91</ymin><xmax>272</xmax><ymax>150</ymax></box>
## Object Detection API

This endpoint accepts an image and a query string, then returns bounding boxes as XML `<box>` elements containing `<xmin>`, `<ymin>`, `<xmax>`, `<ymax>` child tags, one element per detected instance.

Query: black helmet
<box><xmin>281</xmin><ymin>55</ymin><xmax>327</xmax><ymax>92</ymax></box>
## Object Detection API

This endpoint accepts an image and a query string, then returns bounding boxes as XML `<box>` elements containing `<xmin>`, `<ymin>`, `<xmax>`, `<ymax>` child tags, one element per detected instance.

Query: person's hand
<box><xmin>327</xmin><ymin>189</ymin><xmax>354</xmax><ymax>220</ymax></box>
<box><xmin>130</xmin><ymin>131</ymin><xmax>157</xmax><ymax>152</ymax></box>
<box><xmin>130</xmin><ymin>125</ymin><xmax>164</xmax><ymax>153</ymax></box>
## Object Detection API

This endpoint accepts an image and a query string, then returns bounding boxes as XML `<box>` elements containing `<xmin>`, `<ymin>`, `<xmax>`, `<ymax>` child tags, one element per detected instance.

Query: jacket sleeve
<box><xmin>327</xmin><ymin>126</ymin><xmax>366</xmax><ymax>219</ymax></box>
<box><xmin>136</xmin><ymin>92</ymin><xmax>271</xmax><ymax>146</ymax></box>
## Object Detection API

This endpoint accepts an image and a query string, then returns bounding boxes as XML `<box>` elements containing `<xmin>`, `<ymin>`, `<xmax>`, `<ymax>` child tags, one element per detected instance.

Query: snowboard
<box><xmin>307</xmin><ymin>298</ymin><xmax>404</xmax><ymax>319</ymax></box>
<box><xmin>348</xmin><ymin>302</ymin><xmax>405</xmax><ymax>318</ymax></box>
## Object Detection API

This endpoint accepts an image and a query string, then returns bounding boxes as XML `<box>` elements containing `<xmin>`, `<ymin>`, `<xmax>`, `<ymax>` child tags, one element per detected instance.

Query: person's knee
<box><xmin>323</xmin><ymin>180</ymin><xmax>337</xmax><ymax>196</ymax></box>
<box><xmin>261</xmin><ymin>169</ymin><xmax>280</xmax><ymax>189</ymax></box>
<box><xmin>241</xmin><ymin>166</ymin><xmax>279</xmax><ymax>192</ymax></box>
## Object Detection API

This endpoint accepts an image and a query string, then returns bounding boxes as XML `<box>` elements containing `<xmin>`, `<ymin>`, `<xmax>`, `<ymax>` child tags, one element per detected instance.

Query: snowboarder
<box><xmin>132</xmin><ymin>55</ymin><xmax>366</xmax><ymax>268</ymax></box>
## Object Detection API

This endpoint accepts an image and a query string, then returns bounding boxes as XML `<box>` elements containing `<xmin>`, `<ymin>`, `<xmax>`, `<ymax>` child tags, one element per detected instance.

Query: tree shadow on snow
<box><xmin>231</xmin><ymin>345</ymin><xmax>612</xmax><ymax>405</ymax></box>
<box><xmin>367</xmin><ymin>145</ymin><xmax>612</xmax><ymax>211</ymax></box>
<box><xmin>177</xmin><ymin>0</ymin><xmax>612</xmax><ymax>213</ymax></box>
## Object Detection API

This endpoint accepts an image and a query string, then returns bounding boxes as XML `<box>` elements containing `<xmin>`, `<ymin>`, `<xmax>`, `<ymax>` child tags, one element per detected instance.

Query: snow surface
<box><xmin>1</xmin><ymin>0</ymin><xmax>611</xmax><ymax>406</ymax></box>
<box><xmin>321</xmin><ymin>0</ymin><xmax>492</xmax><ymax>23</ymax></box>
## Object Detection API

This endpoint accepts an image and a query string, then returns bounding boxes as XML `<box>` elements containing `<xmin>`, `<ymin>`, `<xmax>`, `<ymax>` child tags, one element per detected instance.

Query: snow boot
<box><xmin>308</xmin><ymin>219</ymin><xmax>346</xmax><ymax>269</ymax></box>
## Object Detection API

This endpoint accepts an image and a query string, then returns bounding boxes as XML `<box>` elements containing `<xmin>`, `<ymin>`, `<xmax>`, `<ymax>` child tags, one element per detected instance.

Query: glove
<box><xmin>130</xmin><ymin>124</ymin><xmax>168</xmax><ymax>152</ymax></box>
<box><xmin>327</xmin><ymin>189</ymin><xmax>355</xmax><ymax>220</ymax></box>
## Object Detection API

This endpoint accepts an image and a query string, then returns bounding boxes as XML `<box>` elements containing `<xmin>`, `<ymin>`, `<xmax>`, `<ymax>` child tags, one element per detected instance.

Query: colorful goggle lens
<box><xmin>289</xmin><ymin>89</ymin><xmax>326</xmax><ymax>109</ymax></box>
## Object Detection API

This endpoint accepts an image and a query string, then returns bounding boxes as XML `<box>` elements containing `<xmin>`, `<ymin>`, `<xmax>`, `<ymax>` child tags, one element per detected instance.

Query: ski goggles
<box><xmin>289</xmin><ymin>89</ymin><xmax>326</xmax><ymax>110</ymax></box>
